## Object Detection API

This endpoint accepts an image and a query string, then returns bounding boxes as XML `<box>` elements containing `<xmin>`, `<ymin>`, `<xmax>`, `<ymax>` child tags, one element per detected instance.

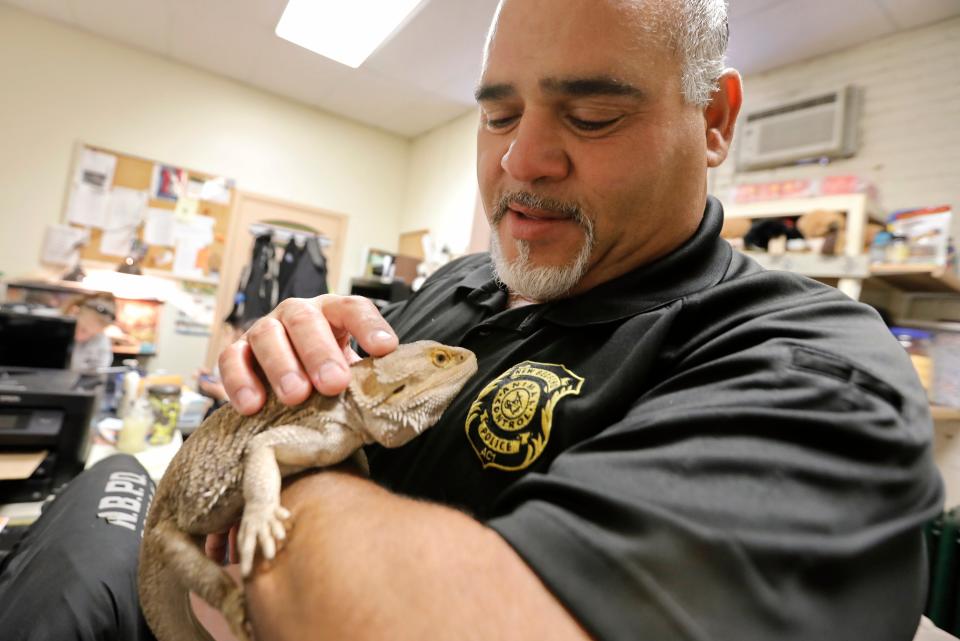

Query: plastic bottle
<box><xmin>117</xmin><ymin>397</ymin><xmax>151</xmax><ymax>454</ymax></box>
<box><xmin>119</xmin><ymin>359</ymin><xmax>141</xmax><ymax>419</ymax></box>
<box><xmin>869</xmin><ymin>230</ymin><xmax>892</xmax><ymax>264</ymax></box>
<box><xmin>886</xmin><ymin>235</ymin><xmax>910</xmax><ymax>263</ymax></box>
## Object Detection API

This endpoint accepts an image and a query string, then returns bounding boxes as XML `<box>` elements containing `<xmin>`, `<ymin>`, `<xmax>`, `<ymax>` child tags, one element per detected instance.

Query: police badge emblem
<box><xmin>465</xmin><ymin>361</ymin><xmax>584</xmax><ymax>471</ymax></box>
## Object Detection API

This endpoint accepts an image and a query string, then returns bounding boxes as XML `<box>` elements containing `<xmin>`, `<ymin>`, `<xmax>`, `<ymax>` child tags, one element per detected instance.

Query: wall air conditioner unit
<box><xmin>737</xmin><ymin>85</ymin><xmax>860</xmax><ymax>171</ymax></box>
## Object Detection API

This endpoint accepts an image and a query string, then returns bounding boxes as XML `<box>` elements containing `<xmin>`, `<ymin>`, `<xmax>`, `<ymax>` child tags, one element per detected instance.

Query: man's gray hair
<box><xmin>676</xmin><ymin>0</ymin><xmax>729</xmax><ymax>106</ymax></box>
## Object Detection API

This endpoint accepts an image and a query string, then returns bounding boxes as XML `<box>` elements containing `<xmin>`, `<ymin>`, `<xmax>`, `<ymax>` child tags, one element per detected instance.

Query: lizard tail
<box><xmin>139</xmin><ymin>520</ymin><xmax>247</xmax><ymax>641</ymax></box>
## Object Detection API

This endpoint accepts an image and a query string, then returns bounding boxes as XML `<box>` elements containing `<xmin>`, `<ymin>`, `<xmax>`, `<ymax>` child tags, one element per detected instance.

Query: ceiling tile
<box><xmin>364</xmin><ymin>0</ymin><xmax>499</xmax><ymax>105</ymax></box>
<box><xmin>167</xmin><ymin>1</ymin><xmax>269</xmax><ymax>83</ymax></box>
<box><xmin>874</xmin><ymin>0</ymin><xmax>960</xmax><ymax>29</ymax></box>
<box><xmin>248</xmin><ymin>37</ymin><xmax>360</xmax><ymax>103</ymax></box>
<box><xmin>1</xmin><ymin>0</ymin><xmax>72</xmax><ymax>22</ymax></box>
<box><xmin>727</xmin><ymin>0</ymin><xmax>894</xmax><ymax>75</ymax></box>
<box><xmin>727</xmin><ymin>0</ymin><xmax>789</xmax><ymax>18</ymax></box>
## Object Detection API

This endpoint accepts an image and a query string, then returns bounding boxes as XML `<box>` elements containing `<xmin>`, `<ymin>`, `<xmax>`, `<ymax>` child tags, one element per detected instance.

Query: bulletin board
<box><xmin>61</xmin><ymin>144</ymin><xmax>236</xmax><ymax>282</ymax></box>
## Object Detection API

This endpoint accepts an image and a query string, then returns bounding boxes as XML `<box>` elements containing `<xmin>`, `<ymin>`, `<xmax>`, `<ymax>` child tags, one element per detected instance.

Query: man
<box><xmin>218</xmin><ymin>0</ymin><xmax>943</xmax><ymax>639</ymax></box>
<box><xmin>67</xmin><ymin>293</ymin><xmax>116</xmax><ymax>371</ymax></box>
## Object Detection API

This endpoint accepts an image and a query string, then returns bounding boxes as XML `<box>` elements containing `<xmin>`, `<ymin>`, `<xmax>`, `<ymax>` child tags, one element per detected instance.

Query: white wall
<box><xmin>0</xmin><ymin>5</ymin><xmax>415</xmax><ymax>380</ymax></box>
<box><xmin>0</xmin><ymin>5</ymin><xmax>410</xmax><ymax>294</ymax></box>
<box><xmin>399</xmin><ymin>110</ymin><xmax>480</xmax><ymax>256</ymax></box>
<box><xmin>712</xmin><ymin>16</ymin><xmax>960</xmax><ymax>223</ymax></box>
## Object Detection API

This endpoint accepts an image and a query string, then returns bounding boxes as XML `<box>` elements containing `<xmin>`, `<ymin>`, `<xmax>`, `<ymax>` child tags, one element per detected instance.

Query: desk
<box><xmin>0</xmin><ymin>420</ymin><xmax>183</xmax><ymax>527</ymax></box>
<box><xmin>85</xmin><ymin>418</ymin><xmax>183</xmax><ymax>483</ymax></box>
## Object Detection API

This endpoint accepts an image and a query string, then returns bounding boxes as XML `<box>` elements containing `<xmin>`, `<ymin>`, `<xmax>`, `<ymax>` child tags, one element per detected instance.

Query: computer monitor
<box><xmin>0</xmin><ymin>310</ymin><xmax>75</xmax><ymax>369</ymax></box>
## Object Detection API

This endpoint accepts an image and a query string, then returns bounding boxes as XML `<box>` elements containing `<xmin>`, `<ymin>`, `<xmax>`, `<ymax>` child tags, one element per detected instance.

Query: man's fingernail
<box><xmin>280</xmin><ymin>372</ymin><xmax>306</xmax><ymax>396</ymax></box>
<box><xmin>371</xmin><ymin>330</ymin><xmax>393</xmax><ymax>343</ymax></box>
<box><xmin>318</xmin><ymin>360</ymin><xmax>346</xmax><ymax>386</ymax></box>
<box><xmin>236</xmin><ymin>387</ymin><xmax>257</xmax><ymax>410</ymax></box>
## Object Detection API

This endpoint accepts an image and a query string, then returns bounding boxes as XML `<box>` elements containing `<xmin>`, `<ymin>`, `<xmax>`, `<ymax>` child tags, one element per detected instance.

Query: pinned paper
<box><xmin>174</xmin><ymin>197</ymin><xmax>199</xmax><ymax>220</ymax></box>
<box><xmin>172</xmin><ymin>215</ymin><xmax>214</xmax><ymax>278</ymax></box>
<box><xmin>200</xmin><ymin>177</ymin><xmax>233</xmax><ymax>204</ymax></box>
<box><xmin>105</xmin><ymin>187</ymin><xmax>147</xmax><ymax>231</ymax></box>
<box><xmin>75</xmin><ymin>149</ymin><xmax>116</xmax><ymax>190</ymax></box>
<box><xmin>152</xmin><ymin>165</ymin><xmax>186</xmax><ymax>201</ymax></box>
<box><xmin>41</xmin><ymin>224</ymin><xmax>88</xmax><ymax>266</ymax></box>
<box><xmin>186</xmin><ymin>176</ymin><xmax>205</xmax><ymax>200</ymax></box>
<box><xmin>144</xmin><ymin>208</ymin><xmax>176</xmax><ymax>246</ymax></box>
<box><xmin>66</xmin><ymin>183</ymin><xmax>109</xmax><ymax>228</ymax></box>
<box><xmin>100</xmin><ymin>226</ymin><xmax>136</xmax><ymax>256</ymax></box>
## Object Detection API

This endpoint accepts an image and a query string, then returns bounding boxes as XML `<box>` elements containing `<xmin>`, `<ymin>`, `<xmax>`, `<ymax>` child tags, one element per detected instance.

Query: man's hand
<box><xmin>219</xmin><ymin>295</ymin><xmax>398</xmax><ymax>415</ymax></box>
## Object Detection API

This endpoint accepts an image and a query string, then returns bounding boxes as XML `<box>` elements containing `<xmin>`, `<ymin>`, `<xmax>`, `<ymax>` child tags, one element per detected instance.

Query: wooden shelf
<box><xmin>869</xmin><ymin>264</ymin><xmax>960</xmax><ymax>294</ymax></box>
<box><xmin>725</xmin><ymin>193</ymin><xmax>885</xmax><ymax>224</ymax></box>
<box><xmin>932</xmin><ymin>405</ymin><xmax>960</xmax><ymax>422</ymax></box>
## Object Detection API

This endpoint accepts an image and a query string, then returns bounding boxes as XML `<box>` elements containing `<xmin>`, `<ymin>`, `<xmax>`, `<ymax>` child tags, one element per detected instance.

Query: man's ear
<box><xmin>705</xmin><ymin>69</ymin><xmax>743</xmax><ymax>168</ymax></box>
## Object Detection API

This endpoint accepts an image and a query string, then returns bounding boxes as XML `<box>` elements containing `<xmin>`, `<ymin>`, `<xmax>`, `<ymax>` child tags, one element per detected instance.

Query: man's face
<box><xmin>476</xmin><ymin>0</ymin><xmax>711</xmax><ymax>299</ymax></box>
<box><xmin>74</xmin><ymin>308</ymin><xmax>107</xmax><ymax>343</ymax></box>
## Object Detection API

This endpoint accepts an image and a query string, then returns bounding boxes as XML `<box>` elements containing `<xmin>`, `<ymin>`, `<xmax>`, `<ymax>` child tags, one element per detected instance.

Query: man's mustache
<box><xmin>492</xmin><ymin>191</ymin><xmax>587</xmax><ymax>227</ymax></box>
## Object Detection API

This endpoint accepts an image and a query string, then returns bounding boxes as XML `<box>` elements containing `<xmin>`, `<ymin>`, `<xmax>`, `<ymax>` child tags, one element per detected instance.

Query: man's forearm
<box><xmin>246</xmin><ymin>471</ymin><xmax>590</xmax><ymax>641</ymax></box>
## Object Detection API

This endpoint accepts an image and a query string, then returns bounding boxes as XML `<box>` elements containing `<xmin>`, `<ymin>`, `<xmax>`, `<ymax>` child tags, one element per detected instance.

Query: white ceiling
<box><xmin>4</xmin><ymin>0</ymin><xmax>960</xmax><ymax>138</ymax></box>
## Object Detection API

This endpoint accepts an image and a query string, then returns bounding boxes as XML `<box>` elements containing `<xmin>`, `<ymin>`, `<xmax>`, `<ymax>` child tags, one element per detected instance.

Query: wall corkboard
<box><xmin>63</xmin><ymin>143</ymin><xmax>235</xmax><ymax>282</ymax></box>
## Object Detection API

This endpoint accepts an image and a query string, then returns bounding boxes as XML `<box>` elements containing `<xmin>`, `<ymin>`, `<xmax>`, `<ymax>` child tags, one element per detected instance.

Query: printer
<box><xmin>0</xmin><ymin>368</ymin><xmax>100</xmax><ymax>503</ymax></box>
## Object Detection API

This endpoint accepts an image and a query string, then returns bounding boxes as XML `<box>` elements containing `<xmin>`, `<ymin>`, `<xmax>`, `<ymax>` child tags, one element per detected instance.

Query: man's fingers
<box><xmin>274</xmin><ymin>299</ymin><xmax>352</xmax><ymax>396</ymax></box>
<box><xmin>319</xmin><ymin>295</ymin><xmax>398</xmax><ymax>357</ymax></box>
<box><xmin>228</xmin><ymin>524</ymin><xmax>239</xmax><ymax>564</ymax></box>
<box><xmin>218</xmin><ymin>295</ymin><xmax>397</xmax><ymax>411</ymax></box>
<box><xmin>246</xmin><ymin>316</ymin><xmax>312</xmax><ymax>406</ymax></box>
<box><xmin>219</xmin><ymin>339</ymin><xmax>267</xmax><ymax>415</ymax></box>
<box><xmin>205</xmin><ymin>531</ymin><xmax>228</xmax><ymax>563</ymax></box>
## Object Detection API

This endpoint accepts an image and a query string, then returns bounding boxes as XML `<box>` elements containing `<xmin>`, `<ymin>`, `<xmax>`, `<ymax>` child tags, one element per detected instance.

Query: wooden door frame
<box><xmin>206</xmin><ymin>191</ymin><xmax>349</xmax><ymax>368</ymax></box>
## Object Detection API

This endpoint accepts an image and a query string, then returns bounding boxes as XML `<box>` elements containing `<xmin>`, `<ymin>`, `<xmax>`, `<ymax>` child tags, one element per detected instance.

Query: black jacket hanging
<box><xmin>278</xmin><ymin>236</ymin><xmax>329</xmax><ymax>302</ymax></box>
<box><xmin>227</xmin><ymin>233</ymin><xmax>278</xmax><ymax>325</ymax></box>
<box><xmin>277</xmin><ymin>237</ymin><xmax>304</xmax><ymax>299</ymax></box>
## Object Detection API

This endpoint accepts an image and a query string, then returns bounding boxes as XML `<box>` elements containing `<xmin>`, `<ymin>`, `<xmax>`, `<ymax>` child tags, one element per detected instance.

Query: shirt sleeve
<box><xmin>70</xmin><ymin>333</ymin><xmax>113</xmax><ymax>371</ymax></box>
<box><xmin>487</xmin><ymin>337</ymin><xmax>943</xmax><ymax>641</ymax></box>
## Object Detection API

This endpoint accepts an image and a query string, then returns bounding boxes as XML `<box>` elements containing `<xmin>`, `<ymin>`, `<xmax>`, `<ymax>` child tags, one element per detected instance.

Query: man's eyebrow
<box><xmin>475</xmin><ymin>83</ymin><xmax>515</xmax><ymax>102</ymax></box>
<box><xmin>541</xmin><ymin>76</ymin><xmax>645</xmax><ymax>98</ymax></box>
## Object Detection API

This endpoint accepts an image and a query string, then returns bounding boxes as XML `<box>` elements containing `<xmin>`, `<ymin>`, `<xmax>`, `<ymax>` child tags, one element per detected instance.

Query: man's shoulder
<box><xmin>418</xmin><ymin>253</ymin><xmax>493</xmax><ymax>293</ymax></box>
<box><xmin>432</xmin><ymin>253</ymin><xmax>491</xmax><ymax>280</ymax></box>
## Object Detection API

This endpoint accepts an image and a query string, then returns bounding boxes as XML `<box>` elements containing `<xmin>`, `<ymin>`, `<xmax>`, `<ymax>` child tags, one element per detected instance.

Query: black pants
<box><xmin>0</xmin><ymin>454</ymin><xmax>157</xmax><ymax>641</ymax></box>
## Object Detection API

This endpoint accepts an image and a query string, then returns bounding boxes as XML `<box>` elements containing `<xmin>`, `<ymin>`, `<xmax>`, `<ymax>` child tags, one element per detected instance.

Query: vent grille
<box><xmin>746</xmin><ymin>93</ymin><xmax>837</xmax><ymax>122</ymax></box>
<box><xmin>757</xmin><ymin>110</ymin><xmax>837</xmax><ymax>155</ymax></box>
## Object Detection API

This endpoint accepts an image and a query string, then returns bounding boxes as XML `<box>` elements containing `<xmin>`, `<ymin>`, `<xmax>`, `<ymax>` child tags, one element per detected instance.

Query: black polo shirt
<box><xmin>368</xmin><ymin>196</ymin><xmax>943</xmax><ymax>641</ymax></box>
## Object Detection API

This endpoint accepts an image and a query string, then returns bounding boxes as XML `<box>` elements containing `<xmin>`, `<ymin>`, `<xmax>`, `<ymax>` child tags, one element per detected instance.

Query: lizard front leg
<box><xmin>239</xmin><ymin>423</ymin><xmax>365</xmax><ymax>576</ymax></box>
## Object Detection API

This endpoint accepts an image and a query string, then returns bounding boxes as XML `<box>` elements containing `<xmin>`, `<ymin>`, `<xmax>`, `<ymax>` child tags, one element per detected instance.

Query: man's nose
<box><xmin>500</xmin><ymin>113</ymin><xmax>570</xmax><ymax>184</ymax></box>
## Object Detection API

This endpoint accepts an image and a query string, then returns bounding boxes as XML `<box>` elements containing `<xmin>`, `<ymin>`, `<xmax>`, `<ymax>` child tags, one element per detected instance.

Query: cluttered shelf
<box><xmin>742</xmin><ymin>254</ymin><xmax>960</xmax><ymax>295</ymax></box>
<box><xmin>869</xmin><ymin>264</ymin><xmax>960</xmax><ymax>294</ymax></box>
<box><xmin>725</xmin><ymin>192</ymin><xmax>885</xmax><ymax>225</ymax></box>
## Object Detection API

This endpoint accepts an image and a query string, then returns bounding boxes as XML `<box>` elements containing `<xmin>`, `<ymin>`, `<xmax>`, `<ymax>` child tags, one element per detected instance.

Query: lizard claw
<box><xmin>238</xmin><ymin>503</ymin><xmax>291</xmax><ymax>577</ymax></box>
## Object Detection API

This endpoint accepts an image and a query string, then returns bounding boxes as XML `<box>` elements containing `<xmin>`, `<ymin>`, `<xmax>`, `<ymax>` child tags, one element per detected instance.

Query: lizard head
<box><xmin>348</xmin><ymin>340</ymin><xmax>478</xmax><ymax>448</ymax></box>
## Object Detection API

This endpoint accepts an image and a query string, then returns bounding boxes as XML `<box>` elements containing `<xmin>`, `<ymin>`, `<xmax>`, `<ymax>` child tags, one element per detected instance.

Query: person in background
<box><xmin>65</xmin><ymin>293</ymin><xmax>116</xmax><ymax>372</ymax></box>
<box><xmin>196</xmin><ymin>317</ymin><xmax>258</xmax><ymax>410</ymax></box>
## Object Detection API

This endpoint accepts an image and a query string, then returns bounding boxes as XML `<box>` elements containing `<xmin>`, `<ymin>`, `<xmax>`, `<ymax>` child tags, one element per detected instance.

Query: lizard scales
<box><xmin>138</xmin><ymin>340</ymin><xmax>477</xmax><ymax>641</ymax></box>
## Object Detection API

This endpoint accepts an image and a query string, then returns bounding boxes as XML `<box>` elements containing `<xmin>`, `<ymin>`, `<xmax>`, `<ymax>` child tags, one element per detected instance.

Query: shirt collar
<box><xmin>456</xmin><ymin>196</ymin><xmax>731</xmax><ymax>326</ymax></box>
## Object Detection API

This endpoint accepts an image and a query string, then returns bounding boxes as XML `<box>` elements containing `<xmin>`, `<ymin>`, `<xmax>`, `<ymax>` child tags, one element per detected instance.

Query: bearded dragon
<box><xmin>138</xmin><ymin>340</ymin><xmax>477</xmax><ymax>641</ymax></box>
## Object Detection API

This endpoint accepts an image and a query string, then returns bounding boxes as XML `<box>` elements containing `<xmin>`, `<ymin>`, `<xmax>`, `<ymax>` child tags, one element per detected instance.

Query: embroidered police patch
<box><xmin>465</xmin><ymin>361</ymin><xmax>584</xmax><ymax>471</ymax></box>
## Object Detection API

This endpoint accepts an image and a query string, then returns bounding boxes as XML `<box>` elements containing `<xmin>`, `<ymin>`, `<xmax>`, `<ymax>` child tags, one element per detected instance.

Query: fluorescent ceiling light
<box><xmin>275</xmin><ymin>0</ymin><xmax>428</xmax><ymax>68</ymax></box>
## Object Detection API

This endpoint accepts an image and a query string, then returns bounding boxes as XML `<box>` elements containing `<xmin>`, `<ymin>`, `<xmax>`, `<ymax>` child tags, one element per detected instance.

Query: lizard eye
<box><xmin>431</xmin><ymin>349</ymin><xmax>451</xmax><ymax>367</ymax></box>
